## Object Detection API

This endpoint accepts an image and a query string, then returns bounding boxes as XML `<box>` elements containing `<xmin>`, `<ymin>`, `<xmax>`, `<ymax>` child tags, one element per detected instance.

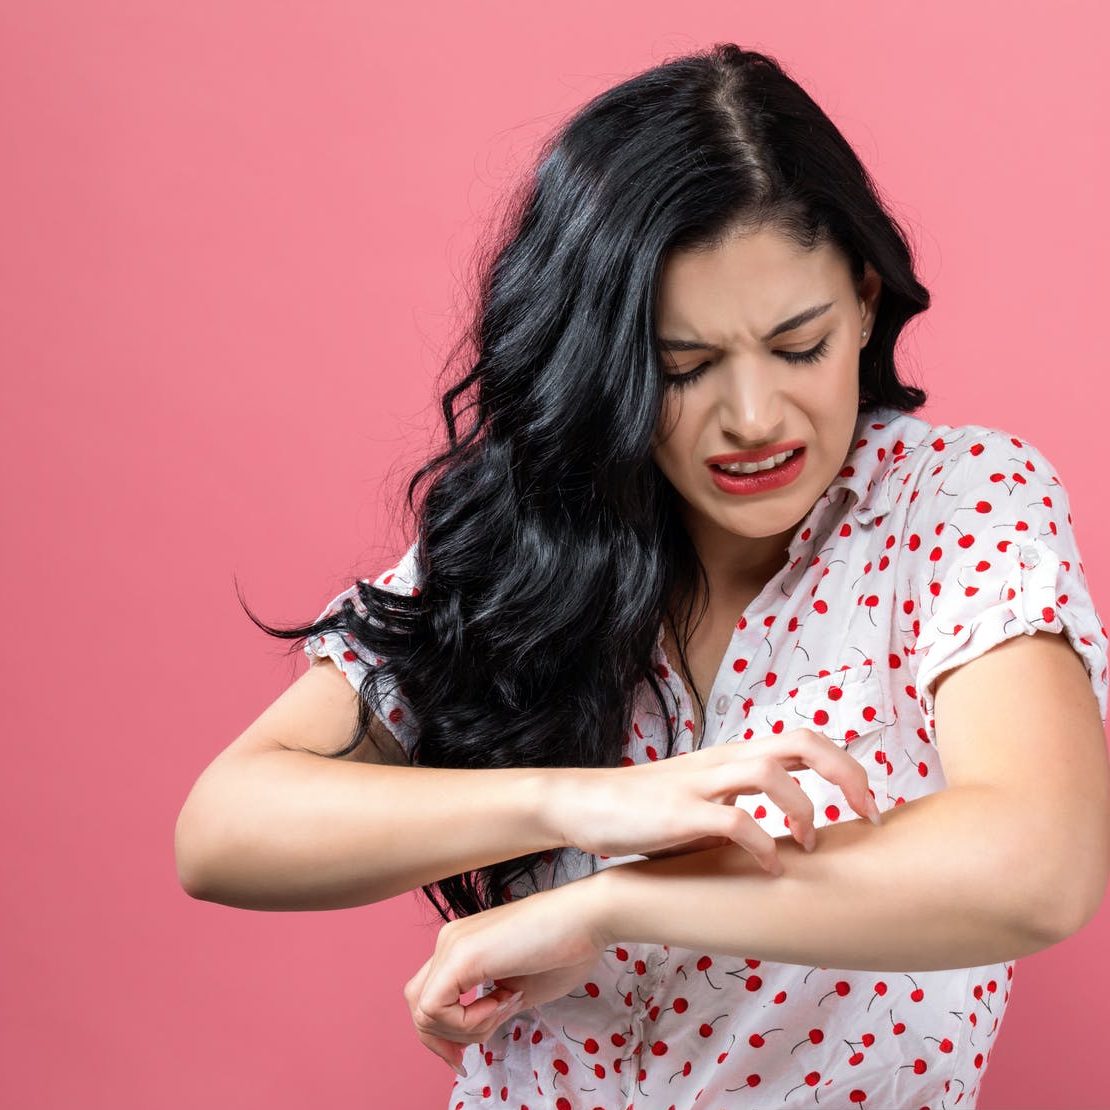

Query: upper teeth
<box><xmin>717</xmin><ymin>449</ymin><xmax>797</xmax><ymax>475</ymax></box>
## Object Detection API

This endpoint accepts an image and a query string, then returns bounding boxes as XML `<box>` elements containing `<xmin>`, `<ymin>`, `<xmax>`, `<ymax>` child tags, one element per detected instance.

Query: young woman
<box><xmin>175</xmin><ymin>43</ymin><xmax>1110</xmax><ymax>1109</ymax></box>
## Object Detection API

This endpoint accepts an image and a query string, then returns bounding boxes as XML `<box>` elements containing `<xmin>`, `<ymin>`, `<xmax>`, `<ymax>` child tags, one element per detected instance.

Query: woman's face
<box><xmin>651</xmin><ymin>227</ymin><xmax>881</xmax><ymax>581</ymax></box>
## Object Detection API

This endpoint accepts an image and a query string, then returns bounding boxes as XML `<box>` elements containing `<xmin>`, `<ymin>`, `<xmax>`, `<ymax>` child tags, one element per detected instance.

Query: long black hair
<box><xmin>244</xmin><ymin>43</ymin><xmax>930</xmax><ymax>922</ymax></box>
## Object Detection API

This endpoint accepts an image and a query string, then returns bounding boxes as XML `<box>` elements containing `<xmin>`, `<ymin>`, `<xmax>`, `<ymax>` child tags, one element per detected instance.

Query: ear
<box><xmin>857</xmin><ymin>261</ymin><xmax>882</xmax><ymax>335</ymax></box>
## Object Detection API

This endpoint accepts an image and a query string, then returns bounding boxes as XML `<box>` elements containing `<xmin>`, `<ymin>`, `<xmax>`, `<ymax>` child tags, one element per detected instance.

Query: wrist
<box><xmin>533</xmin><ymin>767</ymin><xmax>588</xmax><ymax>850</ymax></box>
<box><xmin>576</xmin><ymin>863</ymin><xmax>626</xmax><ymax>949</ymax></box>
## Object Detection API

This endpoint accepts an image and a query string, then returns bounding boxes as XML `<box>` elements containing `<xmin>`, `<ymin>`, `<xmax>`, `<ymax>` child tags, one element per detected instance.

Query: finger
<box><xmin>708</xmin><ymin>756</ymin><xmax>816</xmax><ymax>856</ymax></box>
<box><xmin>748</xmin><ymin>757</ymin><xmax>819</xmax><ymax>851</ymax></box>
<box><xmin>417</xmin><ymin>1028</ymin><xmax>471</xmax><ymax>1077</ymax></box>
<box><xmin>746</xmin><ymin>730</ymin><xmax>877</xmax><ymax>825</ymax></box>
<box><xmin>416</xmin><ymin>962</ymin><xmax>510</xmax><ymax>1042</ymax></box>
<box><xmin>403</xmin><ymin>954</ymin><xmax>435</xmax><ymax>1008</ymax></box>
<box><xmin>704</xmin><ymin>799</ymin><xmax>785</xmax><ymax>875</ymax></box>
<box><xmin>791</xmin><ymin>729</ymin><xmax>878</xmax><ymax>823</ymax></box>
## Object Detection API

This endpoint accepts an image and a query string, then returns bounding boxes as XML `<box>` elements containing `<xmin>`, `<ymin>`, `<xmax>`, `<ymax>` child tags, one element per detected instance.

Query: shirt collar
<box><xmin>794</xmin><ymin>405</ymin><xmax>907</xmax><ymax>547</ymax></box>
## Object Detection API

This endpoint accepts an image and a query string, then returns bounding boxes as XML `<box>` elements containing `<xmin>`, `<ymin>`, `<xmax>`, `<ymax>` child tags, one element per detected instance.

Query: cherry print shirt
<box><xmin>304</xmin><ymin>404</ymin><xmax>1109</xmax><ymax>1110</ymax></box>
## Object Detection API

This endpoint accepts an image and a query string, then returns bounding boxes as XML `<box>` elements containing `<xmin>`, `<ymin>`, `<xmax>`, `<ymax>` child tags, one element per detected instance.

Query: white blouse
<box><xmin>305</xmin><ymin>403</ymin><xmax>1108</xmax><ymax>1110</ymax></box>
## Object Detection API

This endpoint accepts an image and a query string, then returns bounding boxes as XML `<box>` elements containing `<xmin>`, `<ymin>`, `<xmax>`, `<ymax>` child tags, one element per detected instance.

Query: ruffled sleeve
<box><xmin>303</xmin><ymin>540</ymin><xmax>421</xmax><ymax>757</ymax></box>
<box><xmin>902</xmin><ymin>428</ymin><xmax>1109</xmax><ymax>747</ymax></box>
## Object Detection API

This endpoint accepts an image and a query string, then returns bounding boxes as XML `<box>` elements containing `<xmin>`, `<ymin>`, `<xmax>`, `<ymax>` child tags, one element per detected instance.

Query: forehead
<box><xmin>655</xmin><ymin>231</ymin><xmax>847</xmax><ymax>329</ymax></box>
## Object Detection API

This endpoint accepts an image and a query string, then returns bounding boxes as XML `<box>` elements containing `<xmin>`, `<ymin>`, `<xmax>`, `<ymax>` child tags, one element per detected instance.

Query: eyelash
<box><xmin>663</xmin><ymin>336</ymin><xmax>831</xmax><ymax>389</ymax></box>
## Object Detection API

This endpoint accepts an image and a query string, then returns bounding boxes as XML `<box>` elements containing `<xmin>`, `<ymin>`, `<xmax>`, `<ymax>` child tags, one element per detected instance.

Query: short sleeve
<box><xmin>903</xmin><ymin>428</ymin><xmax>1109</xmax><ymax>746</ymax></box>
<box><xmin>303</xmin><ymin>540</ymin><xmax>422</xmax><ymax>757</ymax></box>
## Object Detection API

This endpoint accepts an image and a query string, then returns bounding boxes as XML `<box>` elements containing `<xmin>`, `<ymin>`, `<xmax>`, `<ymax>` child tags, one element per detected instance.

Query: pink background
<box><xmin>2</xmin><ymin>3</ymin><xmax>1107</xmax><ymax>1107</ymax></box>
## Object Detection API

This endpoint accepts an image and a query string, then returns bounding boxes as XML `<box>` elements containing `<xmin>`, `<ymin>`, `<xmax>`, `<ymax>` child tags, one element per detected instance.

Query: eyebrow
<box><xmin>655</xmin><ymin>300</ymin><xmax>836</xmax><ymax>352</ymax></box>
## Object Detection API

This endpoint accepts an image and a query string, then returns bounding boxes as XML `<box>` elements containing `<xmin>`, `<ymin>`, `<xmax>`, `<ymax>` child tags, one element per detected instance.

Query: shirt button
<box><xmin>714</xmin><ymin>694</ymin><xmax>730</xmax><ymax>715</ymax></box>
<box><xmin>1020</xmin><ymin>544</ymin><xmax>1040</xmax><ymax>567</ymax></box>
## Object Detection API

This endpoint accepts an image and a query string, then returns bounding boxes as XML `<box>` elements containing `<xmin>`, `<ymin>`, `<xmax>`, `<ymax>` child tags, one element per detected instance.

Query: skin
<box><xmin>650</xmin><ymin>225</ymin><xmax>882</xmax><ymax>601</ymax></box>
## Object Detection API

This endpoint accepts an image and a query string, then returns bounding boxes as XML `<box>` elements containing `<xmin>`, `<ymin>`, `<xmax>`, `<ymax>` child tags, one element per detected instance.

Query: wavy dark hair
<box><xmin>245</xmin><ymin>43</ymin><xmax>930</xmax><ymax>922</ymax></box>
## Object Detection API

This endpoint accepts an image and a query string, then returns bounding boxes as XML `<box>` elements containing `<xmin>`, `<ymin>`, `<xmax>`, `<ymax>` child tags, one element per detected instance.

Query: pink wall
<box><xmin>2</xmin><ymin>3</ymin><xmax>1107</xmax><ymax>1108</ymax></box>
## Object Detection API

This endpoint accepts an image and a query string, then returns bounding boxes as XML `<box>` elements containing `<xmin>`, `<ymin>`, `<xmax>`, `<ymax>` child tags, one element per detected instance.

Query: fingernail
<box><xmin>803</xmin><ymin>829</ymin><xmax>817</xmax><ymax>852</ymax></box>
<box><xmin>865</xmin><ymin>797</ymin><xmax>882</xmax><ymax>826</ymax></box>
<box><xmin>452</xmin><ymin>1061</ymin><xmax>468</xmax><ymax>1078</ymax></box>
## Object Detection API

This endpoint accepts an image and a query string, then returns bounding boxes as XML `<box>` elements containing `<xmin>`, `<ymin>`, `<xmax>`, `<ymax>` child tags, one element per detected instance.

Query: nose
<box><xmin>714</xmin><ymin>360</ymin><xmax>787</xmax><ymax>445</ymax></box>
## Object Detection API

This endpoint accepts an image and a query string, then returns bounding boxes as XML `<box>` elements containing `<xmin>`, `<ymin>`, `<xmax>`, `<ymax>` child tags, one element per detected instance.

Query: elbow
<box><xmin>174</xmin><ymin>807</ymin><xmax>218</xmax><ymax>901</ymax></box>
<box><xmin>1054</xmin><ymin>869</ymin><xmax>1109</xmax><ymax>939</ymax></box>
<box><xmin>1026</xmin><ymin>856</ymin><xmax>1109</xmax><ymax>942</ymax></box>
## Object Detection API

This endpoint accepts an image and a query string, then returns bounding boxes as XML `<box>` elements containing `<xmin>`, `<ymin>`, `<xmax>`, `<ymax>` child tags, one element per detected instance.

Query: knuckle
<box><xmin>751</xmin><ymin>753</ymin><xmax>778</xmax><ymax>779</ymax></box>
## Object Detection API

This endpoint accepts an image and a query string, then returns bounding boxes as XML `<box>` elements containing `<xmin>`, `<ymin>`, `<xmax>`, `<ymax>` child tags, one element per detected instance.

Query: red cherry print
<box><xmin>790</xmin><ymin>1028</ymin><xmax>824</xmax><ymax>1052</ymax></box>
<box><xmin>817</xmin><ymin>981</ymin><xmax>851</xmax><ymax>1004</ymax></box>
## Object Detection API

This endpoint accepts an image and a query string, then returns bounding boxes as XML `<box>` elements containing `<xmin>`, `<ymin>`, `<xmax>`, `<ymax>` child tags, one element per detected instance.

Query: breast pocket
<box><xmin>716</xmin><ymin>665</ymin><xmax>889</xmax><ymax>831</ymax></box>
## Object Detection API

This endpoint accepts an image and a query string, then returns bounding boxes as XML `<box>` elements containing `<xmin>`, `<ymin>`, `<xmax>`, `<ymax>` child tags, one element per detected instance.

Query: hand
<box><xmin>550</xmin><ymin>728</ymin><xmax>879</xmax><ymax>876</ymax></box>
<box><xmin>403</xmin><ymin>877</ymin><xmax>606</xmax><ymax>1078</ymax></box>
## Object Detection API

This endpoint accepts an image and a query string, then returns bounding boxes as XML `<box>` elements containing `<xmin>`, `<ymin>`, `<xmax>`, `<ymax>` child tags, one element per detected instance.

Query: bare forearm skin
<box><xmin>175</xmin><ymin>753</ymin><xmax>561</xmax><ymax>911</ymax></box>
<box><xmin>588</xmin><ymin>785</ymin><xmax>1078</xmax><ymax>973</ymax></box>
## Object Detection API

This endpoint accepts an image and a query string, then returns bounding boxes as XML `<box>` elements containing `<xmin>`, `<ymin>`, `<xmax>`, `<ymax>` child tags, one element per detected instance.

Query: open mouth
<box><xmin>710</xmin><ymin>446</ymin><xmax>803</xmax><ymax>475</ymax></box>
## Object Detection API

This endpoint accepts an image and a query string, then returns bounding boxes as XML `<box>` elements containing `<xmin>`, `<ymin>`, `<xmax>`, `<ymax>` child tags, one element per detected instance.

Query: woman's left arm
<box><xmin>591</xmin><ymin>629</ymin><xmax>1110</xmax><ymax>971</ymax></box>
<box><xmin>407</xmin><ymin>631</ymin><xmax>1109</xmax><ymax>1074</ymax></box>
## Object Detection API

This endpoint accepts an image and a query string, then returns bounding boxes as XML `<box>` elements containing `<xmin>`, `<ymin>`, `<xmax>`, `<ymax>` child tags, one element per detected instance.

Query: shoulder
<box><xmin>900</xmin><ymin>418</ymin><xmax>1068</xmax><ymax>527</ymax></box>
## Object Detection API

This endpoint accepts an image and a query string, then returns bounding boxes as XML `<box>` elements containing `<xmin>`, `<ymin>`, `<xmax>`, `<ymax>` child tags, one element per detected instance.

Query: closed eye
<box><xmin>663</xmin><ymin>336</ymin><xmax>831</xmax><ymax>389</ymax></box>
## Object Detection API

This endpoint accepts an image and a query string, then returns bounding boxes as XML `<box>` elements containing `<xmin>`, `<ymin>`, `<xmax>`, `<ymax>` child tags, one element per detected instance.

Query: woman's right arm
<box><xmin>174</xmin><ymin>658</ymin><xmax>567</xmax><ymax>911</ymax></box>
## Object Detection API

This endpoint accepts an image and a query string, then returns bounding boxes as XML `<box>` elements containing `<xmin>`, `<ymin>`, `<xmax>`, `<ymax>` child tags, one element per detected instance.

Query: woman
<box><xmin>176</xmin><ymin>43</ymin><xmax>1110</xmax><ymax>1108</ymax></box>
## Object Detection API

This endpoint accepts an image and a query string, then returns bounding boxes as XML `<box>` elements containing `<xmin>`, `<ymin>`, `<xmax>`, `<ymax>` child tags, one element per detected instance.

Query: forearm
<box><xmin>591</xmin><ymin>785</ymin><xmax>1069</xmax><ymax>972</ymax></box>
<box><xmin>176</xmin><ymin>753</ymin><xmax>561</xmax><ymax>911</ymax></box>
